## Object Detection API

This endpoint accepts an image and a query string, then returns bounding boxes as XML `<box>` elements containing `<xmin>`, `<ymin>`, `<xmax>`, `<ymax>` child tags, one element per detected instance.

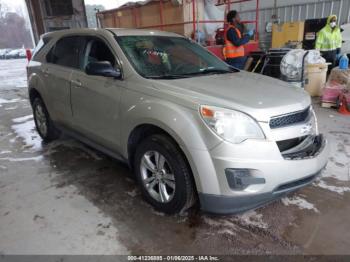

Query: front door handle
<box><xmin>71</xmin><ymin>79</ymin><xmax>82</xmax><ymax>87</ymax></box>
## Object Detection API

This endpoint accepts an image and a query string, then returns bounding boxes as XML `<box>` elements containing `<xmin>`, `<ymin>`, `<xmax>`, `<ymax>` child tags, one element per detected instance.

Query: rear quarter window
<box><xmin>32</xmin><ymin>36</ymin><xmax>51</xmax><ymax>61</ymax></box>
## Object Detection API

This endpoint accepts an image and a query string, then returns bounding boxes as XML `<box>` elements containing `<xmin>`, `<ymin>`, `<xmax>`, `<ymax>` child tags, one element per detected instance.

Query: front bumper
<box><xmin>199</xmin><ymin>168</ymin><xmax>324</xmax><ymax>214</ymax></box>
<box><xmin>195</xmin><ymin>134</ymin><xmax>329</xmax><ymax>214</ymax></box>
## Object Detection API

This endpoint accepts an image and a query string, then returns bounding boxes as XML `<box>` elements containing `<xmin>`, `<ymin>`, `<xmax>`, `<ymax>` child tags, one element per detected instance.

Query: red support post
<box><xmin>255</xmin><ymin>0</ymin><xmax>259</xmax><ymax>41</ymax></box>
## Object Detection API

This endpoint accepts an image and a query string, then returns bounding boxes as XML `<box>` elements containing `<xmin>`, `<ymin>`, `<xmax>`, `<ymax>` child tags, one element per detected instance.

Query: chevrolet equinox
<box><xmin>27</xmin><ymin>29</ymin><xmax>329</xmax><ymax>214</ymax></box>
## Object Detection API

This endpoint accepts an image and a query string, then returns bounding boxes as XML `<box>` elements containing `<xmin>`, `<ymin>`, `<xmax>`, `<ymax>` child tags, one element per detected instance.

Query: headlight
<box><xmin>200</xmin><ymin>105</ymin><xmax>265</xmax><ymax>144</ymax></box>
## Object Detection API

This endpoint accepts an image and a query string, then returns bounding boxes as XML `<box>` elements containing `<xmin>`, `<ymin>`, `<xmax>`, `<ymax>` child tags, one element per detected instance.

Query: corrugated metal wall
<box><xmin>239</xmin><ymin>0</ymin><xmax>350</xmax><ymax>50</ymax></box>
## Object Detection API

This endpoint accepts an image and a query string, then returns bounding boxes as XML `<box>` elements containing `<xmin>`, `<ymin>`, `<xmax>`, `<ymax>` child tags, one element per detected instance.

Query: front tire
<box><xmin>32</xmin><ymin>97</ymin><xmax>60</xmax><ymax>142</ymax></box>
<box><xmin>134</xmin><ymin>134</ymin><xmax>196</xmax><ymax>214</ymax></box>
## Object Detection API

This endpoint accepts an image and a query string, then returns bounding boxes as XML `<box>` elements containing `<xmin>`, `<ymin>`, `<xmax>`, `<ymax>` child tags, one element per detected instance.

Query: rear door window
<box><xmin>46</xmin><ymin>36</ymin><xmax>86</xmax><ymax>69</ymax></box>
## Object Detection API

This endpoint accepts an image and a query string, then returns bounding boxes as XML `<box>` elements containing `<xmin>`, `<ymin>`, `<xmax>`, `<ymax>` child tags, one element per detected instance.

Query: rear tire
<box><xmin>134</xmin><ymin>134</ymin><xmax>196</xmax><ymax>214</ymax></box>
<box><xmin>32</xmin><ymin>97</ymin><xmax>60</xmax><ymax>142</ymax></box>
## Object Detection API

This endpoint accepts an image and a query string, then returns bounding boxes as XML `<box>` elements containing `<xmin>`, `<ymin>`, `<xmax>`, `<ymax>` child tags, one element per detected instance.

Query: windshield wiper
<box><xmin>183</xmin><ymin>68</ymin><xmax>235</xmax><ymax>76</ymax></box>
<box><xmin>146</xmin><ymin>74</ymin><xmax>190</xmax><ymax>79</ymax></box>
<box><xmin>146</xmin><ymin>68</ymin><xmax>235</xmax><ymax>79</ymax></box>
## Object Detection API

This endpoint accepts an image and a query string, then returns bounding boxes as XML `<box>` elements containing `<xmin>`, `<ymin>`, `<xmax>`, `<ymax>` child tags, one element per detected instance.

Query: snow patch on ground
<box><xmin>203</xmin><ymin>210</ymin><xmax>267</xmax><ymax>237</ymax></box>
<box><xmin>323</xmin><ymin>132</ymin><xmax>350</xmax><ymax>182</ymax></box>
<box><xmin>205</xmin><ymin>216</ymin><xmax>240</xmax><ymax>228</ymax></box>
<box><xmin>282</xmin><ymin>196</ymin><xmax>319</xmax><ymax>213</ymax></box>
<box><xmin>322</xmin><ymin>160</ymin><xmax>350</xmax><ymax>182</ymax></box>
<box><xmin>1</xmin><ymin>77</ymin><xmax>28</xmax><ymax>89</ymax></box>
<box><xmin>313</xmin><ymin>131</ymin><xmax>350</xmax><ymax>194</ymax></box>
<box><xmin>13</xmin><ymin>114</ymin><xmax>33</xmax><ymax>123</ymax></box>
<box><xmin>0</xmin><ymin>156</ymin><xmax>43</xmax><ymax>162</ymax></box>
<box><xmin>0</xmin><ymin>133</ymin><xmax>13</xmax><ymax>143</ymax></box>
<box><xmin>151</xmin><ymin>210</ymin><xmax>166</xmax><ymax>216</ymax></box>
<box><xmin>238</xmin><ymin>210</ymin><xmax>268</xmax><ymax>229</ymax></box>
<box><xmin>0</xmin><ymin>59</ymin><xmax>28</xmax><ymax>90</ymax></box>
<box><xmin>217</xmin><ymin>229</ymin><xmax>236</xmax><ymax>236</ymax></box>
<box><xmin>314</xmin><ymin>180</ymin><xmax>350</xmax><ymax>195</ymax></box>
<box><xmin>0</xmin><ymin>98</ymin><xmax>20</xmax><ymax>107</ymax></box>
<box><xmin>4</xmin><ymin>106</ymin><xmax>17</xmax><ymax>110</ymax></box>
<box><xmin>11</xmin><ymin>116</ymin><xmax>42</xmax><ymax>152</ymax></box>
<box><xmin>0</xmin><ymin>150</ymin><xmax>12</xmax><ymax>154</ymax></box>
<box><xmin>10</xmin><ymin>115</ymin><xmax>103</xmax><ymax>160</ymax></box>
<box><xmin>126</xmin><ymin>188</ymin><xmax>139</xmax><ymax>197</ymax></box>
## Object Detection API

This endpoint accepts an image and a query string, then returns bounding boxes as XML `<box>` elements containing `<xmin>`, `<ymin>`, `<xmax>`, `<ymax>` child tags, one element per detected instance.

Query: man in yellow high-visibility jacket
<box><xmin>315</xmin><ymin>14</ymin><xmax>342</xmax><ymax>70</ymax></box>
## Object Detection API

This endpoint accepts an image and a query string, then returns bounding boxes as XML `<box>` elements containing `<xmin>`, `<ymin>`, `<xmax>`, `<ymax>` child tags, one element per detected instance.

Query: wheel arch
<box><xmin>126</xmin><ymin>122</ymin><xmax>203</xmax><ymax>194</ymax></box>
<box><xmin>29</xmin><ymin>87</ymin><xmax>43</xmax><ymax>106</ymax></box>
<box><xmin>27</xmin><ymin>71</ymin><xmax>50</xmax><ymax>109</ymax></box>
<box><xmin>127</xmin><ymin>123</ymin><xmax>187</xmax><ymax>169</ymax></box>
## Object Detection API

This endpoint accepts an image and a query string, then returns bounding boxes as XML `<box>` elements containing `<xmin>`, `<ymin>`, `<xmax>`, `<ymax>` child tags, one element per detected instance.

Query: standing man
<box><xmin>223</xmin><ymin>10</ymin><xmax>254</xmax><ymax>69</ymax></box>
<box><xmin>315</xmin><ymin>15</ymin><xmax>342</xmax><ymax>70</ymax></box>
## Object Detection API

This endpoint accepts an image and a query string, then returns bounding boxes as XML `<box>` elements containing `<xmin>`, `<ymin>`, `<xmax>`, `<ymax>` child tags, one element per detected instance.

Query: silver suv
<box><xmin>27</xmin><ymin>29</ymin><xmax>329</xmax><ymax>214</ymax></box>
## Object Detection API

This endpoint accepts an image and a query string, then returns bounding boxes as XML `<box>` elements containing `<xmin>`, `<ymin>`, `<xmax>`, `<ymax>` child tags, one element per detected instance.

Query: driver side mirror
<box><xmin>85</xmin><ymin>61</ymin><xmax>121</xmax><ymax>79</ymax></box>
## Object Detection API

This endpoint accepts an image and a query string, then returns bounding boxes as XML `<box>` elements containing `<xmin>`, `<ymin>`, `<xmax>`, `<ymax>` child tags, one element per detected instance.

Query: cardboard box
<box><xmin>328</xmin><ymin>67</ymin><xmax>350</xmax><ymax>89</ymax></box>
<box><xmin>272</xmin><ymin>22</ymin><xmax>305</xmax><ymax>48</ymax></box>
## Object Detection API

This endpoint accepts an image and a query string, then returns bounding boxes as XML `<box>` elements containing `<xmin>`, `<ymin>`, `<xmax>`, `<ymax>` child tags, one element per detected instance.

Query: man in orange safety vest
<box><xmin>223</xmin><ymin>10</ymin><xmax>254</xmax><ymax>69</ymax></box>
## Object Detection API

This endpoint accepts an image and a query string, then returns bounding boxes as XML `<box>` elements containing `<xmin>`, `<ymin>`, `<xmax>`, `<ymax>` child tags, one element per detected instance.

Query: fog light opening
<box><xmin>225</xmin><ymin>169</ymin><xmax>265</xmax><ymax>190</ymax></box>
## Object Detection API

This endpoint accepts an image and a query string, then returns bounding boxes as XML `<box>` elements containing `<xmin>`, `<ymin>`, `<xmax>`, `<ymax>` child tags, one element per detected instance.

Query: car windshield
<box><xmin>116</xmin><ymin>35</ymin><xmax>237</xmax><ymax>79</ymax></box>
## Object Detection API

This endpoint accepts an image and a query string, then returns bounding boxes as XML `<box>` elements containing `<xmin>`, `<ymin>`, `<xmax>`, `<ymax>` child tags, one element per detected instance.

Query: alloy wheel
<box><xmin>34</xmin><ymin>103</ymin><xmax>48</xmax><ymax>137</ymax></box>
<box><xmin>140</xmin><ymin>150</ymin><xmax>176</xmax><ymax>203</ymax></box>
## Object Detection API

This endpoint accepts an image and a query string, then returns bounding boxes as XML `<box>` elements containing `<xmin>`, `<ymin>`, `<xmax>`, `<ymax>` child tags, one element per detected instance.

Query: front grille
<box><xmin>282</xmin><ymin>135</ymin><xmax>324</xmax><ymax>160</ymax></box>
<box><xmin>269</xmin><ymin>107</ymin><xmax>310</xmax><ymax>129</ymax></box>
<box><xmin>277</xmin><ymin>136</ymin><xmax>307</xmax><ymax>152</ymax></box>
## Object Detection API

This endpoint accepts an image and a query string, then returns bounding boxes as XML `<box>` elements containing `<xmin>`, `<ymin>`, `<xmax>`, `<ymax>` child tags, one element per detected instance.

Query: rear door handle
<box><xmin>71</xmin><ymin>79</ymin><xmax>82</xmax><ymax>87</ymax></box>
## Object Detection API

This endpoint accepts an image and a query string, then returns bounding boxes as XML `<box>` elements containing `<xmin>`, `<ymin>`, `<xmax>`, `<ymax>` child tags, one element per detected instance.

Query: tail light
<box><xmin>26</xmin><ymin>49</ymin><xmax>32</xmax><ymax>62</ymax></box>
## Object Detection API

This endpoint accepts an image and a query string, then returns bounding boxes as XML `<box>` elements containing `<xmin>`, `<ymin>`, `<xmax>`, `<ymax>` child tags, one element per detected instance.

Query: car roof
<box><xmin>42</xmin><ymin>28</ymin><xmax>184</xmax><ymax>39</ymax></box>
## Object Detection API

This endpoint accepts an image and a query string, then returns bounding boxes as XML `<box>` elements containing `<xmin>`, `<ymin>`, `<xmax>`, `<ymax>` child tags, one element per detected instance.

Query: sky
<box><xmin>1</xmin><ymin>0</ymin><xmax>24</xmax><ymax>12</ymax></box>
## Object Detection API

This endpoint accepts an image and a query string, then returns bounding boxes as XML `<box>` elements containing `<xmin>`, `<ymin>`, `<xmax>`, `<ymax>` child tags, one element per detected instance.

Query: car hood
<box><xmin>154</xmin><ymin>71</ymin><xmax>311</xmax><ymax>122</ymax></box>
